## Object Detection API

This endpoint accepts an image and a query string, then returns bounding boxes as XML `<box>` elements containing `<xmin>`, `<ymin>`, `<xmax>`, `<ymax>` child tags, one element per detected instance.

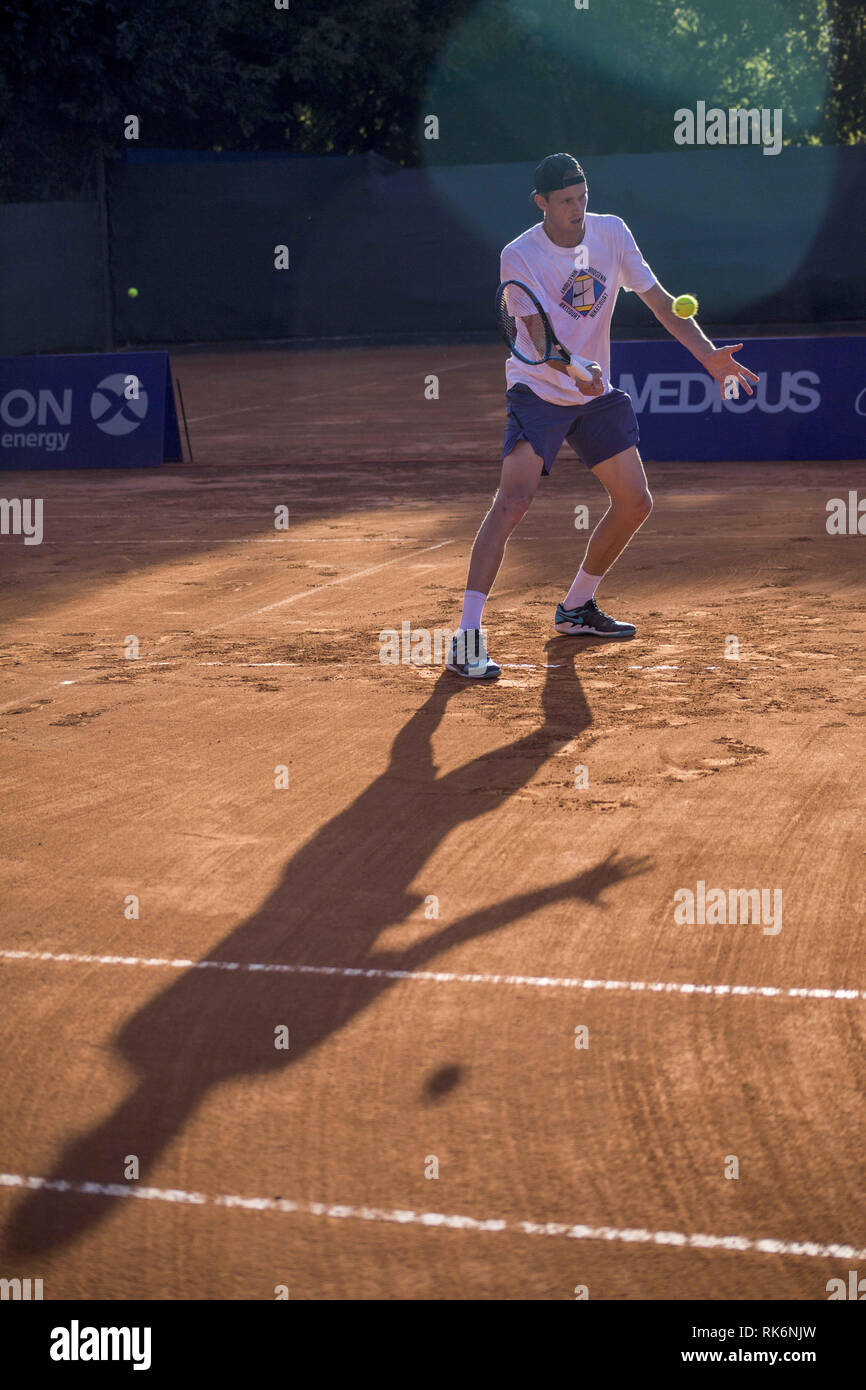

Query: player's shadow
<box><xmin>6</xmin><ymin>641</ymin><xmax>650</xmax><ymax>1255</ymax></box>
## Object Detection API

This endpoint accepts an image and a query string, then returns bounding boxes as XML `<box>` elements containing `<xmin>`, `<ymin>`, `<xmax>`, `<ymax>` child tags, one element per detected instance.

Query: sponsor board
<box><xmin>0</xmin><ymin>351</ymin><xmax>181</xmax><ymax>469</ymax></box>
<box><xmin>613</xmin><ymin>336</ymin><xmax>864</xmax><ymax>461</ymax></box>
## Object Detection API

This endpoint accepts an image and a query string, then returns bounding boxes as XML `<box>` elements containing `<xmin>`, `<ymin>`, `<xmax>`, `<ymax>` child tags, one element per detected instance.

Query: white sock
<box><xmin>563</xmin><ymin>567</ymin><xmax>602</xmax><ymax>610</ymax></box>
<box><xmin>458</xmin><ymin>589</ymin><xmax>487</xmax><ymax>631</ymax></box>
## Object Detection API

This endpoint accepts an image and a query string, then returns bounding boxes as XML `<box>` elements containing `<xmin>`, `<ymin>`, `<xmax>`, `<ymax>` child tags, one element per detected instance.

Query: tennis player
<box><xmin>448</xmin><ymin>152</ymin><xmax>759</xmax><ymax>679</ymax></box>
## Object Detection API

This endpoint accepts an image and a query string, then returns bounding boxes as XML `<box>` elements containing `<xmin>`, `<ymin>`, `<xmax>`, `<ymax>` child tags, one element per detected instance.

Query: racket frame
<box><xmin>495</xmin><ymin>279</ymin><xmax>593</xmax><ymax>384</ymax></box>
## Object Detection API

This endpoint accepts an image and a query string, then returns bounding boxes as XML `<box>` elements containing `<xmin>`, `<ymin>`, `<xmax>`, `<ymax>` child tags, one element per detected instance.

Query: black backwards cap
<box><xmin>532</xmin><ymin>153</ymin><xmax>586</xmax><ymax>198</ymax></box>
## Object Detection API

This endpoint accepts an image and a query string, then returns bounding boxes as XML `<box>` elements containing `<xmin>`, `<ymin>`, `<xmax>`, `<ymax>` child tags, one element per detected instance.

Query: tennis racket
<box><xmin>496</xmin><ymin>279</ymin><xmax>596</xmax><ymax>386</ymax></box>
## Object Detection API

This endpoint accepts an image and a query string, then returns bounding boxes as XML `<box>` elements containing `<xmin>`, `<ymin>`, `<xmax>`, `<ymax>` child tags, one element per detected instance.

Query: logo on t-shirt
<box><xmin>561</xmin><ymin>266</ymin><xmax>607</xmax><ymax>320</ymax></box>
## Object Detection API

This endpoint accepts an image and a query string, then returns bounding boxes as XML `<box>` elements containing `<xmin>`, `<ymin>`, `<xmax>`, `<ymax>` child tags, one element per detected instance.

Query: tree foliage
<box><xmin>0</xmin><ymin>0</ymin><xmax>861</xmax><ymax>200</ymax></box>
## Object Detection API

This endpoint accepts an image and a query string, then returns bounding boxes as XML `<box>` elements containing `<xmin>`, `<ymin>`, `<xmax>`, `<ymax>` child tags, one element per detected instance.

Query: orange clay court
<box><xmin>1</xmin><ymin>341</ymin><xmax>864</xmax><ymax>1300</ymax></box>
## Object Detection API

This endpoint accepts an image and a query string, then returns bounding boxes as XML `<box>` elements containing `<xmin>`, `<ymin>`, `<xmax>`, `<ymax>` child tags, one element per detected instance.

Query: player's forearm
<box><xmin>657</xmin><ymin>308</ymin><xmax>715</xmax><ymax>365</ymax></box>
<box><xmin>548</xmin><ymin>358</ymin><xmax>585</xmax><ymax>378</ymax></box>
<box><xmin>548</xmin><ymin>353</ymin><xmax>599</xmax><ymax>377</ymax></box>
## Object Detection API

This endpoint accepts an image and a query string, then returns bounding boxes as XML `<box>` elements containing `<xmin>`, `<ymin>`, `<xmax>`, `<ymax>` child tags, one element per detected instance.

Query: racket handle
<box><xmin>565</xmin><ymin>356</ymin><xmax>597</xmax><ymax>386</ymax></box>
<box><xmin>552</xmin><ymin>341</ymin><xmax>596</xmax><ymax>386</ymax></box>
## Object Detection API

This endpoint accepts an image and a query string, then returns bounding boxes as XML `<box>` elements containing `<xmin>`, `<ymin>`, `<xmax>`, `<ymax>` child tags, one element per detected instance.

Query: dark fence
<box><xmin>1</xmin><ymin>201</ymin><xmax>104</xmax><ymax>354</ymax></box>
<box><xmin>3</xmin><ymin>145</ymin><xmax>865</xmax><ymax>354</ymax></box>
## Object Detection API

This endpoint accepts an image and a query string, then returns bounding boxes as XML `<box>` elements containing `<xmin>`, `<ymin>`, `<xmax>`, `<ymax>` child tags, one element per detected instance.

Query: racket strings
<box><xmin>497</xmin><ymin>284</ymin><xmax>550</xmax><ymax>364</ymax></box>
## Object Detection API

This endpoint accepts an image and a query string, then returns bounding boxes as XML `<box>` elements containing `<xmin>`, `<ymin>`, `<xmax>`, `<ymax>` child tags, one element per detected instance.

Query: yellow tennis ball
<box><xmin>127</xmin><ymin>286</ymin><xmax>139</xmax><ymax>299</ymax></box>
<box><xmin>673</xmin><ymin>293</ymin><xmax>698</xmax><ymax>318</ymax></box>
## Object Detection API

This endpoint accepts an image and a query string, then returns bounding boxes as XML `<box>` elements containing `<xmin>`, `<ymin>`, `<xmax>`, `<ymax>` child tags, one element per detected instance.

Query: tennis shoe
<box><xmin>446</xmin><ymin>628</ymin><xmax>501</xmax><ymax>679</ymax></box>
<box><xmin>555</xmin><ymin>597</ymin><xmax>636</xmax><ymax>639</ymax></box>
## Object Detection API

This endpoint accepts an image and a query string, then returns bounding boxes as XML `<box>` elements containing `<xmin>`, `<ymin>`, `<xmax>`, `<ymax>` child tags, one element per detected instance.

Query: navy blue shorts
<box><xmin>503</xmin><ymin>384</ymin><xmax>640</xmax><ymax>475</ymax></box>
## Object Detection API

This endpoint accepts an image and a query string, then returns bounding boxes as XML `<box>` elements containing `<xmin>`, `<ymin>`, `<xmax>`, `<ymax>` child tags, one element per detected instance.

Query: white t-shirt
<box><xmin>500</xmin><ymin>213</ymin><xmax>657</xmax><ymax>406</ymax></box>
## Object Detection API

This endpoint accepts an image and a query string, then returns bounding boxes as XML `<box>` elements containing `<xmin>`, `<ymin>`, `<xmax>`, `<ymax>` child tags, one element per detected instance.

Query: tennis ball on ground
<box><xmin>127</xmin><ymin>287</ymin><xmax>138</xmax><ymax>299</ymax></box>
<box><xmin>672</xmin><ymin>293</ymin><xmax>698</xmax><ymax>318</ymax></box>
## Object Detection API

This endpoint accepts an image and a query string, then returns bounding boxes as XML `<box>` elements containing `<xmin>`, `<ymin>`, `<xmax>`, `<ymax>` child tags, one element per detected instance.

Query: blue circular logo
<box><xmin>90</xmin><ymin>373</ymin><xmax>149</xmax><ymax>436</ymax></box>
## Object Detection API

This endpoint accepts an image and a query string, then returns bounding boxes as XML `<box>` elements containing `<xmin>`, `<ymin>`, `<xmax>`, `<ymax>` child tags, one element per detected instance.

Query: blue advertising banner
<box><xmin>612</xmin><ymin>336</ymin><xmax>865</xmax><ymax>462</ymax></box>
<box><xmin>0</xmin><ymin>351</ymin><xmax>181</xmax><ymax>469</ymax></box>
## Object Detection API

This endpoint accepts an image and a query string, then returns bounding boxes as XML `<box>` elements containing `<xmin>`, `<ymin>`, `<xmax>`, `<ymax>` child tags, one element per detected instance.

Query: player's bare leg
<box><xmin>556</xmin><ymin>446</ymin><xmax>652</xmax><ymax>638</ymax></box>
<box><xmin>448</xmin><ymin>440</ymin><xmax>544</xmax><ymax>678</ymax></box>
<box><xmin>466</xmin><ymin>440</ymin><xmax>546</xmax><ymax>595</ymax></box>
<box><xmin>583</xmin><ymin>447</ymin><xmax>653</xmax><ymax>573</ymax></box>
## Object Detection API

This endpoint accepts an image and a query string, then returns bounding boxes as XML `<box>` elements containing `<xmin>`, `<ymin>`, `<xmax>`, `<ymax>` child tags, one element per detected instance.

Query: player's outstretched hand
<box><xmin>704</xmin><ymin>344</ymin><xmax>760</xmax><ymax>398</ymax></box>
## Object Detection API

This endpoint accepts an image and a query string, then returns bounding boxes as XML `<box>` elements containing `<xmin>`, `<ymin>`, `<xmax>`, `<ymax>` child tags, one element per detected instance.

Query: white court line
<box><xmin>26</xmin><ymin>538</ymin><xmax>289</xmax><ymax>546</ymax></box>
<box><xmin>0</xmin><ymin>538</ymin><xmax>454</xmax><ymax>708</ymax></box>
<box><xmin>187</xmin><ymin>359</ymin><xmax>479</xmax><ymax>424</ymax></box>
<box><xmin>199</xmin><ymin>538</ymin><xmax>454</xmax><ymax>630</ymax></box>
<box><xmin>0</xmin><ymin>659</ymin><xmax>177</xmax><ymax>702</ymax></box>
<box><xmin>37</xmin><ymin>512</ymin><xmax>314</xmax><ymax>520</ymax></box>
<box><xmin>1</xmin><ymin>949</ymin><xmax>863</xmax><ymax>1003</ymax></box>
<box><xmin>0</xmin><ymin>1172</ymin><xmax>861</xmax><ymax>1262</ymax></box>
<box><xmin>22</xmin><ymin>537</ymin><xmax>418</xmax><ymax>545</ymax></box>
<box><xmin>4</xmin><ymin>660</ymin><xmax>298</xmax><ymax>697</ymax></box>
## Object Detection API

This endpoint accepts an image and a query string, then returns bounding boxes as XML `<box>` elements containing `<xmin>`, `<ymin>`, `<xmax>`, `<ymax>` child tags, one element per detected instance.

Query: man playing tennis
<box><xmin>448</xmin><ymin>152</ymin><xmax>759</xmax><ymax>679</ymax></box>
